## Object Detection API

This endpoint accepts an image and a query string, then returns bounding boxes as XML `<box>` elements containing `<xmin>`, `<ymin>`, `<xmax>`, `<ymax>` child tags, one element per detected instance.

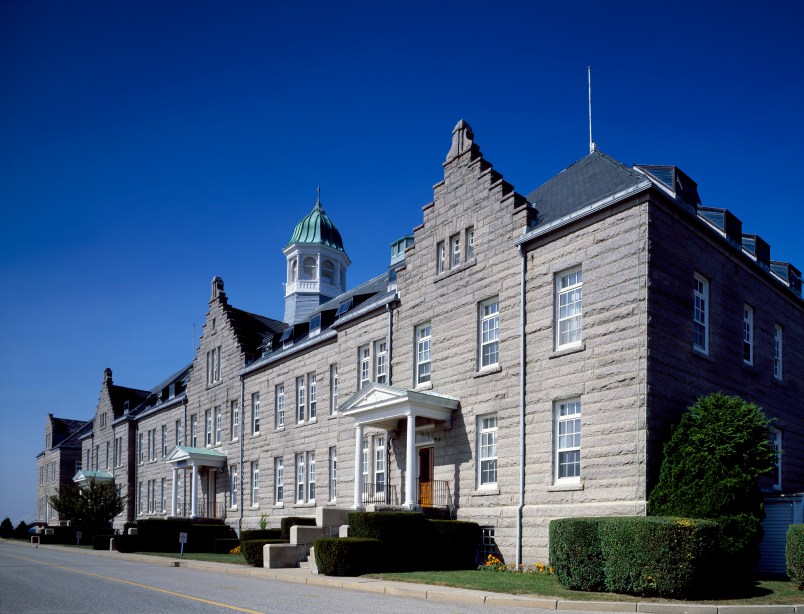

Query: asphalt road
<box><xmin>0</xmin><ymin>542</ymin><xmax>559</xmax><ymax>614</ymax></box>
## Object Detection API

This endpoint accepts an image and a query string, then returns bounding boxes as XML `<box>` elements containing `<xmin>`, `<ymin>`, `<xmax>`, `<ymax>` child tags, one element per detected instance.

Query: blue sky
<box><xmin>1</xmin><ymin>1</ymin><xmax>802</xmax><ymax>522</ymax></box>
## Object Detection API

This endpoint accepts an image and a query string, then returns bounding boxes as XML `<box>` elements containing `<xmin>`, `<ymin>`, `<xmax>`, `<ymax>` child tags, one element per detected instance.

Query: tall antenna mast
<box><xmin>588</xmin><ymin>65</ymin><xmax>596</xmax><ymax>153</ymax></box>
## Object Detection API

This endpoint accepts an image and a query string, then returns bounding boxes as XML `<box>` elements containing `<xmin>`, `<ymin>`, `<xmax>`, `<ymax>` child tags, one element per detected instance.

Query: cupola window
<box><xmin>322</xmin><ymin>260</ymin><xmax>335</xmax><ymax>285</ymax></box>
<box><xmin>303</xmin><ymin>257</ymin><xmax>318</xmax><ymax>280</ymax></box>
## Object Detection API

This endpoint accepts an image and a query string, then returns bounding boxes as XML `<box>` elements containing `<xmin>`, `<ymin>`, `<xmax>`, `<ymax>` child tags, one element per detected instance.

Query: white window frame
<box><xmin>296</xmin><ymin>453</ymin><xmax>305</xmax><ymax>503</ymax></box>
<box><xmin>160</xmin><ymin>477</ymin><xmax>166</xmax><ymax>513</ymax></box>
<box><xmin>329</xmin><ymin>446</ymin><xmax>337</xmax><ymax>502</ymax></box>
<box><xmin>161</xmin><ymin>425</ymin><xmax>168</xmax><ymax>457</ymax></box>
<box><xmin>771</xmin><ymin>428</ymin><xmax>782</xmax><ymax>491</ymax></box>
<box><xmin>205</xmin><ymin>409</ymin><xmax>212</xmax><ymax>446</ymax></box>
<box><xmin>275</xmin><ymin>457</ymin><xmax>284</xmax><ymax>505</ymax></box>
<box><xmin>231</xmin><ymin>401</ymin><xmax>239</xmax><ymax>441</ymax></box>
<box><xmin>214</xmin><ymin>406</ymin><xmax>222</xmax><ymax>444</ymax></box>
<box><xmin>230</xmin><ymin>465</ymin><xmax>238</xmax><ymax>508</ymax></box>
<box><xmin>296</xmin><ymin>376</ymin><xmax>306</xmax><ymax>423</ymax></box>
<box><xmin>252</xmin><ymin>392</ymin><xmax>260</xmax><ymax>434</ymax></box>
<box><xmin>374</xmin><ymin>436</ymin><xmax>386</xmax><ymax>496</ymax></box>
<box><xmin>105</xmin><ymin>441</ymin><xmax>110</xmax><ymax>470</ymax></box>
<box><xmin>436</xmin><ymin>241</ymin><xmax>445</xmax><ymax>274</ymax></box>
<box><xmin>556</xmin><ymin>267</ymin><xmax>583</xmax><ymax>349</ymax></box>
<box><xmin>175</xmin><ymin>419</ymin><xmax>183</xmax><ymax>446</ymax></box>
<box><xmin>359</xmin><ymin>345</ymin><xmax>371</xmax><ymax>389</ymax></box>
<box><xmin>415</xmin><ymin>323</ymin><xmax>432</xmax><ymax>386</ymax></box>
<box><xmin>774</xmin><ymin>324</ymin><xmax>783</xmax><ymax>380</ymax></box>
<box><xmin>137</xmin><ymin>481</ymin><xmax>143</xmax><ymax>514</ymax></box>
<box><xmin>137</xmin><ymin>433</ymin><xmax>144</xmax><ymax>465</ymax></box>
<box><xmin>308</xmin><ymin>373</ymin><xmax>317</xmax><ymax>420</ymax></box>
<box><xmin>693</xmin><ymin>273</ymin><xmax>709</xmax><ymax>353</ymax></box>
<box><xmin>191</xmin><ymin>414</ymin><xmax>198</xmax><ymax>447</ymax></box>
<box><xmin>743</xmin><ymin>304</ymin><xmax>754</xmax><ymax>365</ymax></box>
<box><xmin>466</xmin><ymin>226</ymin><xmax>474</xmax><ymax>261</ymax></box>
<box><xmin>555</xmin><ymin>399</ymin><xmax>582</xmax><ymax>482</ymax></box>
<box><xmin>276</xmin><ymin>384</ymin><xmax>285</xmax><ymax>428</ymax></box>
<box><xmin>307</xmin><ymin>451</ymin><xmax>316</xmax><ymax>503</ymax></box>
<box><xmin>374</xmin><ymin>340</ymin><xmax>387</xmax><ymax>384</ymax></box>
<box><xmin>478</xmin><ymin>415</ymin><xmax>498</xmax><ymax>487</ymax></box>
<box><xmin>251</xmin><ymin>461</ymin><xmax>259</xmax><ymax>507</ymax></box>
<box><xmin>479</xmin><ymin>297</ymin><xmax>500</xmax><ymax>369</ymax></box>
<box><xmin>449</xmin><ymin>233</ymin><xmax>460</xmax><ymax>268</ymax></box>
<box><xmin>330</xmin><ymin>364</ymin><xmax>338</xmax><ymax>414</ymax></box>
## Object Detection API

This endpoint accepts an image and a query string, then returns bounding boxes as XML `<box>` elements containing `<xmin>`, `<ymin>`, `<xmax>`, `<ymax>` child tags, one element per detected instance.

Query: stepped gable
<box><xmin>526</xmin><ymin>149</ymin><xmax>647</xmax><ymax>226</ymax></box>
<box><xmin>227</xmin><ymin>306</ymin><xmax>287</xmax><ymax>357</ymax></box>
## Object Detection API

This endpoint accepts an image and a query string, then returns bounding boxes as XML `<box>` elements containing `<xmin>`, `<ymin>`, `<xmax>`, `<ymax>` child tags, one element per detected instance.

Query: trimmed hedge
<box><xmin>788</xmin><ymin>524</ymin><xmax>804</xmax><ymax>590</ymax></box>
<box><xmin>188</xmin><ymin>524</ymin><xmax>237</xmax><ymax>553</ymax></box>
<box><xmin>136</xmin><ymin>518</ymin><xmax>191</xmax><ymax>552</ymax></box>
<box><xmin>214</xmin><ymin>538</ymin><xmax>241</xmax><ymax>554</ymax></box>
<box><xmin>280</xmin><ymin>517</ymin><xmax>316</xmax><ymax>541</ymax></box>
<box><xmin>348</xmin><ymin>511</ymin><xmax>427</xmax><ymax>572</ymax></box>
<box><xmin>241</xmin><ymin>529</ymin><xmax>281</xmax><ymax>541</ymax></box>
<box><xmin>314</xmin><ymin>538</ymin><xmax>382</xmax><ymax>576</ymax></box>
<box><xmin>241</xmin><ymin>539</ymin><xmax>287</xmax><ymax>567</ymax></box>
<box><xmin>429</xmin><ymin>520</ymin><xmax>482</xmax><ymax>570</ymax></box>
<box><xmin>549</xmin><ymin>517</ymin><xmax>718</xmax><ymax>598</ymax></box>
<box><xmin>92</xmin><ymin>534</ymin><xmax>114</xmax><ymax>550</ymax></box>
<box><xmin>114</xmin><ymin>534</ymin><xmax>139</xmax><ymax>553</ymax></box>
<box><xmin>549</xmin><ymin>517</ymin><xmax>606</xmax><ymax>591</ymax></box>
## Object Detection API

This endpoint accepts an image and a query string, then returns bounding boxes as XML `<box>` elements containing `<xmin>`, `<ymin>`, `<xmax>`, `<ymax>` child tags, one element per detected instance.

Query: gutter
<box><xmin>516</xmin><ymin>245</ymin><xmax>526</xmax><ymax>568</ymax></box>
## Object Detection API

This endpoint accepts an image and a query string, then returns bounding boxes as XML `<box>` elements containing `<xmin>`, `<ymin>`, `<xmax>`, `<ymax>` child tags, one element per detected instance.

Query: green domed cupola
<box><xmin>283</xmin><ymin>189</ymin><xmax>351</xmax><ymax>324</ymax></box>
<box><xmin>286</xmin><ymin>193</ymin><xmax>346</xmax><ymax>252</ymax></box>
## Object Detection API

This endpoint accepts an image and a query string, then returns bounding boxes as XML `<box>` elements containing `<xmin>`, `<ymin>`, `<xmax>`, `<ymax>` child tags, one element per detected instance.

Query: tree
<box><xmin>0</xmin><ymin>517</ymin><xmax>13</xmax><ymax>538</ymax></box>
<box><xmin>49</xmin><ymin>479</ymin><xmax>125</xmax><ymax>530</ymax></box>
<box><xmin>647</xmin><ymin>392</ymin><xmax>776</xmax><ymax>582</ymax></box>
<box><xmin>13</xmin><ymin>521</ymin><xmax>28</xmax><ymax>539</ymax></box>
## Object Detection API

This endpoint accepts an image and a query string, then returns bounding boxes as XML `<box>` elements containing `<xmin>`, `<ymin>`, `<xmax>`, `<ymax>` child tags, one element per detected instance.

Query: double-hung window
<box><xmin>479</xmin><ymin>298</ymin><xmax>500</xmax><ymax>368</ymax></box>
<box><xmin>231</xmin><ymin>401</ymin><xmax>239</xmax><ymax>440</ymax></box>
<box><xmin>478</xmin><ymin>415</ymin><xmax>498</xmax><ymax>487</ymax></box>
<box><xmin>450</xmin><ymin>234</ymin><xmax>460</xmax><ymax>268</ymax></box>
<box><xmin>252</xmin><ymin>393</ymin><xmax>260</xmax><ymax>434</ymax></box>
<box><xmin>250</xmin><ymin>461</ymin><xmax>259</xmax><ymax>506</ymax></box>
<box><xmin>329</xmin><ymin>447</ymin><xmax>337</xmax><ymax>502</ymax></box>
<box><xmin>274</xmin><ymin>457</ymin><xmax>284</xmax><ymax>504</ymax></box>
<box><xmin>415</xmin><ymin>323</ymin><xmax>431</xmax><ymax>385</ymax></box>
<box><xmin>307</xmin><ymin>451</ymin><xmax>316</xmax><ymax>502</ymax></box>
<box><xmin>160</xmin><ymin>478</ymin><xmax>166</xmax><ymax>513</ymax></box>
<box><xmin>774</xmin><ymin>324</ymin><xmax>783</xmax><ymax>380</ymax></box>
<box><xmin>359</xmin><ymin>345</ymin><xmax>371</xmax><ymax>389</ymax></box>
<box><xmin>214</xmin><ymin>406</ymin><xmax>222</xmax><ymax>444</ymax></box>
<box><xmin>374</xmin><ymin>436</ymin><xmax>386</xmax><ymax>495</ymax></box>
<box><xmin>161</xmin><ymin>425</ymin><xmax>167</xmax><ymax>457</ymax></box>
<box><xmin>275</xmin><ymin>384</ymin><xmax>285</xmax><ymax>428</ymax></box>
<box><xmin>308</xmin><ymin>373</ymin><xmax>317</xmax><ymax>420</ymax></box>
<box><xmin>436</xmin><ymin>241</ymin><xmax>445</xmax><ymax>274</ymax></box>
<box><xmin>330</xmin><ymin>364</ymin><xmax>338</xmax><ymax>414</ymax></box>
<box><xmin>771</xmin><ymin>428</ymin><xmax>782</xmax><ymax>490</ymax></box>
<box><xmin>205</xmin><ymin>409</ymin><xmax>212</xmax><ymax>446</ymax></box>
<box><xmin>374</xmin><ymin>340</ymin><xmax>387</xmax><ymax>384</ymax></box>
<box><xmin>743</xmin><ymin>305</ymin><xmax>754</xmax><ymax>364</ymax></box>
<box><xmin>138</xmin><ymin>433</ymin><xmax>144</xmax><ymax>464</ymax></box>
<box><xmin>296</xmin><ymin>454</ymin><xmax>305</xmax><ymax>503</ymax></box>
<box><xmin>555</xmin><ymin>400</ymin><xmax>581</xmax><ymax>482</ymax></box>
<box><xmin>296</xmin><ymin>376</ymin><xmax>306</xmax><ymax>422</ymax></box>
<box><xmin>191</xmin><ymin>414</ymin><xmax>198</xmax><ymax>447</ymax></box>
<box><xmin>207</xmin><ymin>347</ymin><xmax>221</xmax><ymax>385</ymax></box>
<box><xmin>466</xmin><ymin>226</ymin><xmax>475</xmax><ymax>260</ymax></box>
<box><xmin>693</xmin><ymin>273</ymin><xmax>709</xmax><ymax>353</ymax></box>
<box><xmin>556</xmin><ymin>268</ymin><xmax>582</xmax><ymax>348</ymax></box>
<box><xmin>230</xmin><ymin>465</ymin><xmax>238</xmax><ymax>507</ymax></box>
<box><xmin>175</xmin><ymin>419</ymin><xmax>183</xmax><ymax>446</ymax></box>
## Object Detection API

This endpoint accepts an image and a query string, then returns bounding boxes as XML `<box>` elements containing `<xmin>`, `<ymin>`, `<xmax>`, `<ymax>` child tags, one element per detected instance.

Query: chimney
<box><xmin>211</xmin><ymin>276</ymin><xmax>226</xmax><ymax>302</ymax></box>
<box><xmin>103</xmin><ymin>368</ymin><xmax>113</xmax><ymax>384</ymax></box>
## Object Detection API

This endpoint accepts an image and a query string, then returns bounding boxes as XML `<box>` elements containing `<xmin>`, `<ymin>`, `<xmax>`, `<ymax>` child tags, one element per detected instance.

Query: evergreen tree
<box><xmin>648</xmin><ymin>392</ymin><xmax>776</xmax><ymax>580</ymax></box>
<box><xmin>0</xmin><ymin>517</ymin><xmax>13</xmax><ymax>538</ymax></box>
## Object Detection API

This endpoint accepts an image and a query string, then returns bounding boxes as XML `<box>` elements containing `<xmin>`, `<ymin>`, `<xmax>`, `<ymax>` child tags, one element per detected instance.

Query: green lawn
<box><xmin>144</xmin><ymin>551</ymin><xmax>249</xmax><ymax>565</ymax></box>
<box><xmin>367</xmin><ymin>571</ymin><xmax>804</xmax><ymax>605</ymax></box>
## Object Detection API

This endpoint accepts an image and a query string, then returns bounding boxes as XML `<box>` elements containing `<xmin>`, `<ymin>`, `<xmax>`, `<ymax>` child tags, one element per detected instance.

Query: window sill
<box><xmin>229</xmin><ymin>505</ymin><xmax>238</xmax><ymax>511</ymax></box>
<box><xmin>772</xmin><ymin>376</ymin><xmax>786</xmax><ymax>387</ymax></box>
<box><xmin>474</xmin><ymin>365</ymin><xmax>502</xmax><ymax>378</ymax></box>
<box><xmin>274</xmin><ymin>503</ymin><xmax>284</xmax><ymax>509</ymax></box>
<box><xmin>471</xmin><ymin>488</ymin><xmax>500</xmax><ymax>496</ymax></box>
<box><xmin>293</xmin><ymin>502</ymin><xmax>316</xmax><ymax>508</ymax></box>
<box><xmin>742</xmin><ymin>361</ymin><xmax>754</xmax><ymax>370</ymax></box>
<box><xmin>250</xmin><ymin>504</ymin><xmax>260</xmax><ymax>510</ymax></box>
<box><xmin>274</xmin><ymin>427</ymin><xmax>285</xmax><ymax>433</ymax></box>
<box><xmin>549</xmin><ymin>342</ymin><xmax>586</xmax><ymax>359</ymax></box>
<box><xmin>328</xmin><ymin>414</ymin><xmax>339</xmax><ymax>420</ymax></box>
<box><xmin>548</xmin><ymin>481</ymin><xmax>584</xmax><ymax>492</ymax></box>
<box><xmin>691</xmin><ymin>348</ymin><xmax>714</xmax><ymax>362</ymax></box>
<box><xmin>415</xmin><ymin>382</ymin><xmax>433</xmax><ymax>391</ymax></box>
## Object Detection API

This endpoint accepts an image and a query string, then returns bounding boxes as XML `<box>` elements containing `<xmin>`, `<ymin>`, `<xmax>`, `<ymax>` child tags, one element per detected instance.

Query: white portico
<box><xmin>340</xmin><ymin>383</ymin><xmax>458</xmax><ymax>510</ymax></box>
<box><xmin>165</xmin><ymin>446</ymin><xmax>227</xmax><ymax>517</ymax></box>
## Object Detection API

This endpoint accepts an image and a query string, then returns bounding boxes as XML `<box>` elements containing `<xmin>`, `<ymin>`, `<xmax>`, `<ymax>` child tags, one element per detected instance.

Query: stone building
<box><xmin>37</xmin><ymin>120</ymin><xmax>803</xmax><ymax>564</ymax></box>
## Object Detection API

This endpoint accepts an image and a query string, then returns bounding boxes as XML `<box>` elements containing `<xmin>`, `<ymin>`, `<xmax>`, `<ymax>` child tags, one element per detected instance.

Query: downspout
<box><xmin>238</xmin><ymin>374</ymin><xmax>245</xmax><ymax>537</ymax></box>
<box><xmin>516</xmin><ymin>245</ymin><xmax>527</xmax><ymax>568</ymax></box>
<box><xmin>386</xmin><ymin>301</ymin><xmax>394</xmax><ymax>385</ymax></box>
<box><xmin>386</xmin><ymin>300</ymin><xmax>394</xmax><ymax>503</ymax></box>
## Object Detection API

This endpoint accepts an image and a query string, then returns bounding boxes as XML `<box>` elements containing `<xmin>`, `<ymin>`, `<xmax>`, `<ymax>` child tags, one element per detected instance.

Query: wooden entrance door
<box><xmin>418</xmin><ymin>447</ymin><xmax>433</xmax><ymax>506</ymax></box>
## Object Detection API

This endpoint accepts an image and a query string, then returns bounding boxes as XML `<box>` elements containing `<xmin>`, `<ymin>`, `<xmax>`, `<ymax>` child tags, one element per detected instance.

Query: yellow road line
<box><xmin>0</xmin><ymin>551</ymin><xmax>264</xmax><ymax>614</ymax></box>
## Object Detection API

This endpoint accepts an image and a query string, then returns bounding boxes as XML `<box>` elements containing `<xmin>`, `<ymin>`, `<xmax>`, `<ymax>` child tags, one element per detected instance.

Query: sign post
<box><xmin>178</xmin><ymin>531</ymin><xmax>187</xmax><ymax>557</ymax></box>
<box><xmin>76</xmin><ymin>531</ymin><xmax>82</xmax><ymax>547</ymax></box>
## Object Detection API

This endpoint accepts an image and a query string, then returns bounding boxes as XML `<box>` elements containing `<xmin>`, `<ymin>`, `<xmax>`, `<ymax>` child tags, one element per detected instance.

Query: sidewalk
<box><xmin>8</xmin><ymin>541</ymin><xmax>803</xmax><ymax>613</ymax></box>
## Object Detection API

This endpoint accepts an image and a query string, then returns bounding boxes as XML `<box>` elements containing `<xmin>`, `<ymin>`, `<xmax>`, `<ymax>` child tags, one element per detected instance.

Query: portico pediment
<box><xmin>340</xmin><ymin>383</ymin><xmax>458</xmax><ymax>429</ymax></box>
<box><xmin>164</xmin><ymin>445</ymin><xmax>227</xmax><ymax>468</ymax></box>
<box><xmin>72</xmin><ymin>470</ymin><xmax>114</xmax><ymax>484</ymax></box>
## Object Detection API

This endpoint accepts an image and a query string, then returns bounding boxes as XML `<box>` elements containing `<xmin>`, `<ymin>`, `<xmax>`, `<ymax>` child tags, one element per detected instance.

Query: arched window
<box><xmin>289</xmin><ymin>259</ymin><xmax>297</xmax><ymax>283</ymax></box>
<box><xmin>303</xmin><ymin>257</ymin><xmax>318</xmax><ymax>280</ymax></box>
<box><xmin>322</xmin><ymin>260</ymin><xmax>335</xmax><ymax>285</ymax></box>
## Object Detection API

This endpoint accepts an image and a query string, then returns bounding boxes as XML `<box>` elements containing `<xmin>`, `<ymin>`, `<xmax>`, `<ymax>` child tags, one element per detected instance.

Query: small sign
<box><xmin>178</xmin><ymin>532</ymin><xmax>188</xmax><ymax>544</ymax></box>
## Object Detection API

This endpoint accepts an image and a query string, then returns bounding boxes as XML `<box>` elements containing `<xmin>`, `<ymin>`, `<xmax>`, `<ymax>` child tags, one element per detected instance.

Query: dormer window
<box><xmin>169</xmin><ymin>383</ymin><xmax>176</xmax><ymax>399</ymax></box>
<box><xmin>335</xmin><ymin>298</ymin><xmax>353</xmax><ymax>318</ymax></box>
<box><xmin>124</xmin><ymin>400</ymin><xmax>130</xmax><ymax>413</ymax></box>
<box><xmin>309</xmin><ymin>315</ymin><xmax>321</xmax><ymax>337</ymax></box>
<box><xmin>280</xmin><ymin>327</ymin><xmax>294</xmax><ymax>349</ymax></box>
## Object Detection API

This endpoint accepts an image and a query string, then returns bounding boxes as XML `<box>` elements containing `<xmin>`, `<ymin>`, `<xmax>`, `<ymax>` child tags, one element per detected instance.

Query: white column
<box><xmin>353</xmin><ymin>424</ymin><xmax>364</xmax><ymax>509</ymax></box>
<box><xmin>404</xmin><ymin>413</ymin><xmax>417</xmax><ymax>509</ymax></box>
<box><xmin>171</xmin><ymin>467</ymin><xmax>178</xmax><ymax>516</ymax></box>
<box><xmin>190</xmin><ymin>462</ymin><xmax>199</xmax><ymax>517</ymax></box>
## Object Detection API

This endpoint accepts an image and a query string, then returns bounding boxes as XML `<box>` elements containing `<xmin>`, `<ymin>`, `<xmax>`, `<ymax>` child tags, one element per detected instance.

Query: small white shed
<box><xmin>756</xmin><ymin>494</ymin><xmax>803</xmax><ymax>576</ymax></box>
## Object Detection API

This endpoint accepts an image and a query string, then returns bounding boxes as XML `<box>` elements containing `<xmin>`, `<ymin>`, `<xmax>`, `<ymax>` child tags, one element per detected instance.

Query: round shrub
<box><xmin>314</xmin><ymin>538</ymin><xmax>381</xmax><ymax>576</ymax></box>
<box><xmin>787</xmin><ymin>524</ymin><xmax>804</xmax><ymax>590</ymax></box>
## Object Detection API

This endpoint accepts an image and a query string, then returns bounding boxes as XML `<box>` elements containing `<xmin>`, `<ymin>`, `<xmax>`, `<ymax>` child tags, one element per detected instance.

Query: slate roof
<box><xmin>227</xmin><ymin>307</ymin><xmax>286</xmax><ymax>357</ymax></box>
<box><xmin>50</xmin><ymin>417</ymin><xmax>92</xmax><ymax>449</ymax></box>
<box><xmin>526</xmin><ymin>150</ymin><xmax>649</xmax><ymax>227</ymax></box>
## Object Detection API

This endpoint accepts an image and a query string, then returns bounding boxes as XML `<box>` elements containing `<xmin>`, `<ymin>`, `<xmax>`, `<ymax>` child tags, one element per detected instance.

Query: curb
<box><xmin>4</xmin><ymin>541</ymin><xmax>803</xmax><ymax>612</ymax></box>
